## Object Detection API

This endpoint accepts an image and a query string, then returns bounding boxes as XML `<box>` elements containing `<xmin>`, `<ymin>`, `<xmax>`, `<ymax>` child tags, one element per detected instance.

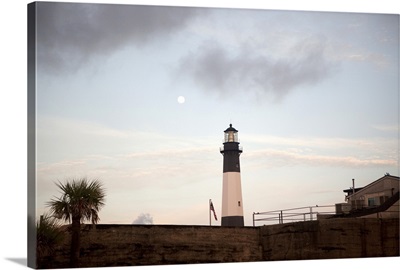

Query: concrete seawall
<box><xmin>260</xmin><ymin>218</ymin><xmax>399</xmax><ymax>260</ymax></box>
<box><xmin>42</xmin><ymin>218</ymin><xmax>399</xmax><ymax>268</ymax></box>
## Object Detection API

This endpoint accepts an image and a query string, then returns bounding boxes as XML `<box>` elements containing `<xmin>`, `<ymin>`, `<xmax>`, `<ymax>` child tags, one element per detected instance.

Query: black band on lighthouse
<box><xmin>222</xmin><ymin>150</ymin><xmax>241</xmax><ymax>172</ymax></box>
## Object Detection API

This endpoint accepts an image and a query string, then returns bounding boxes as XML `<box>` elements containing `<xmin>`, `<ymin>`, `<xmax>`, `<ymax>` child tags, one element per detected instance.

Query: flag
<box><xmin>210</xmin><ymin>201</ymin><xmax>218</xmax><ymax>221</ymax></box>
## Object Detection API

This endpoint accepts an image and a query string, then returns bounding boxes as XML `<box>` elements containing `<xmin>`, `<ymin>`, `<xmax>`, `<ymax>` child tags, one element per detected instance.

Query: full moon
<box><xmin>177</xmin><ymin>96</ymin><xmax>185</xmax><ymax>104</ymax></box>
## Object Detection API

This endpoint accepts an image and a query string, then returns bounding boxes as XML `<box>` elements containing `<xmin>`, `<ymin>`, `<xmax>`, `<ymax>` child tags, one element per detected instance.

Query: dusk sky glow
<box><xmin>34</xmin><ymin>2</ymin><xmax>398</xmax><ymax>227</ymax></box>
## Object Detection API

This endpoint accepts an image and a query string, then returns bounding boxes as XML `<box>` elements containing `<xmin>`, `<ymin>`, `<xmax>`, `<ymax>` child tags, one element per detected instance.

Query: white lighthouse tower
<box><xmin>220</xmin><ymin>124</ymin><xmax>244</xmax><ymax>226</ymax></box>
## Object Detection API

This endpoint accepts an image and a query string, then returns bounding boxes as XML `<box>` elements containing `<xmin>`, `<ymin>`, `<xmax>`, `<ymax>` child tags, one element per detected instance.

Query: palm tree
<box><xmin>36</xmin><ymin>213</ymin><xmax>65</xmax><ymax>268</ymax></box>
<box><xmin>47</xmin><ymin>178</ymin><xmax>105</xmax><ymax>268</ymax></box>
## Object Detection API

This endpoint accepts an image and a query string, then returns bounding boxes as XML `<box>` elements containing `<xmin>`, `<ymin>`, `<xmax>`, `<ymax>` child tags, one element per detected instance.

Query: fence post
<box><xmin>253</xmin><ymin>212</ymin><xmax>255</xmax><ymax>227</ymax></box>
<box><xmin>310</xmin><ymin>207</ymin><xmax>313</xmax><ymax>221</ymax></box>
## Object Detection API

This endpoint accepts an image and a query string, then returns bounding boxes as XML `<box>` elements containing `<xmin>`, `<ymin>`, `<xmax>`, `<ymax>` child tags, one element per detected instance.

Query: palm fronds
<box><xmin>36</xmin><ymin>213</ymin><xmax>65</xmax><ymax>258</ymax></box>
<box><xmin>47</xmin><ymin>177</ymin><xmax>106</xmax><ymax>224</ymax></box>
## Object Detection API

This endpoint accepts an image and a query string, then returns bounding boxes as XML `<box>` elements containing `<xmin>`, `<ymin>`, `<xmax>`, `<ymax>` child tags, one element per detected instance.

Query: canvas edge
<box><xmin>27</xmin><ymin>2</ymin><xmax>37</xmax><ymax>269</ymax></box>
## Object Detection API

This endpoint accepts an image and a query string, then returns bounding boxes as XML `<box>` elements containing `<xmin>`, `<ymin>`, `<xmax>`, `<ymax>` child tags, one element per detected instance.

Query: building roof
<box><xmin>344</xmin><ymin>174</ymin><xmax>399</xmax><ymax>198</ymax></box>
<box><xmin>358</xmin><ymin>174</ymin><xmax>398</xmax><ymax>191</ymax></box>
<box><xmin>343</xmin><ymin>187</ymin><xmax>363</xmax><ymax>196</ymax></box>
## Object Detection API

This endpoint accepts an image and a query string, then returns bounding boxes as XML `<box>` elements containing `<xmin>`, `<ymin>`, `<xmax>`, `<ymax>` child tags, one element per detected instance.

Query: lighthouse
<box><xmin>220</xmin><ymin>124</ymin><xmax>244</xmax><ymax>226</ymax></box>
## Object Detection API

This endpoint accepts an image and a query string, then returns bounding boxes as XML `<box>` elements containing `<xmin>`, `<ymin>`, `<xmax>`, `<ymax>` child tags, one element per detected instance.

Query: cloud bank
<box><xmin>178</xmin><ymin>35</ymin><xmax>337</xmax><ymax>101</ymax></box>
<box><xmin>36</xmin><ymin>2</ymin><xmax>203</xmax><ymax>72</ymax></box>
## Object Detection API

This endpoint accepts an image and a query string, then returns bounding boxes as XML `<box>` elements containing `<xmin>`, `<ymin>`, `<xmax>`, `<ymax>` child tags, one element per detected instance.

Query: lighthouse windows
<box><xmin>224</xmin><ymin>131</ymin><xmax>239</xmax><ymax>142</ymax></box>
<box><xmin>238</xmin><ymin>201</ymin><xmax>241</xmax><ymax>207</ymax></box>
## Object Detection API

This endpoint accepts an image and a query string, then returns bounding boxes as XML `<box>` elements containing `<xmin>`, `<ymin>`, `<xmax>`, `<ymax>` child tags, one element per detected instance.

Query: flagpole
<box><xmin>209</xmin><ymin>199</ymin><xmax>211</xmax><ymax>226</ymax></box>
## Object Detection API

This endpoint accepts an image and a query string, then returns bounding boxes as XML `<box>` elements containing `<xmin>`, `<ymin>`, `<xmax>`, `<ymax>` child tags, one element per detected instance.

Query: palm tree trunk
<box><xmin>70</xmin><ymin>216</ymin><xmax>81</xmax><ymax>268</ymax></box>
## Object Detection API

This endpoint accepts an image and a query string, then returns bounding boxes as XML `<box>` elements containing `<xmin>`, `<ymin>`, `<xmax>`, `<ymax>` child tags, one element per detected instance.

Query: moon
<box><xmin>177</xmin><ymin>96</ymin><xmax>185</xmax><ymax>104</ymax></box>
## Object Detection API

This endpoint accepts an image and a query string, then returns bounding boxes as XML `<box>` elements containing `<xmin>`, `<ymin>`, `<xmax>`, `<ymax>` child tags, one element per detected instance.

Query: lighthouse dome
<box><xmin>224</xmin><ymin>123</ymin><xmax>238</xmax><ymax>133</ymax></box>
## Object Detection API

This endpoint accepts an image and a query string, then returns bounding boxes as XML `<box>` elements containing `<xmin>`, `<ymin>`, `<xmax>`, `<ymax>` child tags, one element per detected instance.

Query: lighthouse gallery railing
<box><xmin>219</xmin><ymin>145</ymin><xmax>243</xmax><ymax>152</ymax></box>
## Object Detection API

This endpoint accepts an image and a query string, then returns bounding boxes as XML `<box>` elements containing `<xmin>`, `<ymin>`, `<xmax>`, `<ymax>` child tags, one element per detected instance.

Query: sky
<box><xmin>31</xmin><ymin>2</ymin><xmax>399</xmax><ymax>228</ymax></box>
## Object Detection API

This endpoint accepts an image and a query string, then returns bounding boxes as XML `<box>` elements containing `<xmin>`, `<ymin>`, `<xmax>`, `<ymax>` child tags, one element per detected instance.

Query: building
<box><xmin>336</xmin><ymin>174</ymin><xmax>399</xmax><ymax>219</ymax></box>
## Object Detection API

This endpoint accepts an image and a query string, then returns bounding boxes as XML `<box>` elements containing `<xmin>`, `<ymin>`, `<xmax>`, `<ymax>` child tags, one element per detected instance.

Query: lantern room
<box><xmin>224</xmin><ymin>124</ymin><xmax>239</xmax><ymax>143</ymax></box>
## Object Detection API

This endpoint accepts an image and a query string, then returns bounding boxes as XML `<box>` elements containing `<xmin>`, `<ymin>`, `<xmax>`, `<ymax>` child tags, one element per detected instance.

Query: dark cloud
<box><xmin>177</xmin><ymin>36</ymin><xmax>338</xmax><ymax>101</ymax></box>
<box><xmin>36</xmin><ymin>2</ymin><xmax>203</xmax><ymax>73</ymax></box>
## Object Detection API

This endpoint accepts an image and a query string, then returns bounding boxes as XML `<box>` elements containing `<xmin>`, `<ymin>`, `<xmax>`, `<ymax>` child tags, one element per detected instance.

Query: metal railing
<box><xmin>252</xmin><ymin>205</ymin><xmax>336</xmax><ymax>226</ymax></box>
